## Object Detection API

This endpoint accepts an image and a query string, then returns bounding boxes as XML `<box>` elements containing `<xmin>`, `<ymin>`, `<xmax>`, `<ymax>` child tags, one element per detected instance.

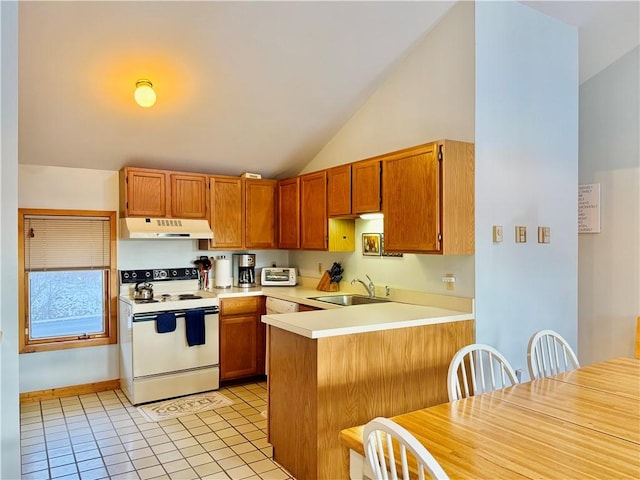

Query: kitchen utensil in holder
<box><xmin>316</xmin><ymin>271</ymin><xmax>339</xmax><ymax>292</ymax></box>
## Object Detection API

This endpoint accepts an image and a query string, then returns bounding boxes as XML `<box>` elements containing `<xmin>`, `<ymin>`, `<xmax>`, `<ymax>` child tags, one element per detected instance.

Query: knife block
<box><xmin>316</xmin><ymin>271</ymin><xmax>339</xmax><ymax>292</ymax></box>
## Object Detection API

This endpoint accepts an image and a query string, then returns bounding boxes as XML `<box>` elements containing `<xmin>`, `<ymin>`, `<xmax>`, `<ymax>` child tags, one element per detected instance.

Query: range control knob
<box><xmin>154</xmin><ymin>270</ymin><xmax>168</xmax><ymax>280</ymax></box>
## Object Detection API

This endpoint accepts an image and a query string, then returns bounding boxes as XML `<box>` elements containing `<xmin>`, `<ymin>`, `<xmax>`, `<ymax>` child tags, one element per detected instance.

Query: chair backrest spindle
<box><xmin>447</xmin><ymin>344</ymin><xmax>519</xmax><ymax>402</ymax></box>
<box><xmin>363</xmin><ymin>417</ymin><xmax>449</xmax><ymax>480</ymax></box>
<box><xmin>527</xmin><ymin>330</ymin><xmax>579</xmax><ymax>380</ymax></box>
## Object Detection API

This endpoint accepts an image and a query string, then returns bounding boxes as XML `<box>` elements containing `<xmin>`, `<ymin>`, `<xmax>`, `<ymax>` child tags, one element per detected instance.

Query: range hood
<box><xmin>120</xmin><ymin>217</ymin><xmax>213</xmax><ymax>239</ymax></box>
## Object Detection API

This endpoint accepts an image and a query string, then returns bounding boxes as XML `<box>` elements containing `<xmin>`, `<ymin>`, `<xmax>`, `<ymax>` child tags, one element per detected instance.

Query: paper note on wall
<box><xmin>578</xmin><ymin>183</ymin><xmax>601</xmax><ymax>233</ymax></box>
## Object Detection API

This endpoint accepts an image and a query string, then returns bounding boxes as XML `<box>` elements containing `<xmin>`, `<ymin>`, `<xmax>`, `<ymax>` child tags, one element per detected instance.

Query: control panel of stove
<box><xmin>120</xmin><ymin>268</ymin><xmax>199</xmax><ymax>284</ymax></box>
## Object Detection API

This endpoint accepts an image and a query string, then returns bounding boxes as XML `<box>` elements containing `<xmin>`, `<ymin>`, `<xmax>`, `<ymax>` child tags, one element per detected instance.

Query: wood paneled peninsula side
<box><xmin>262</xmin><ymin>302</ymin><xmax>475</xmax><ymax>480</ymax></box>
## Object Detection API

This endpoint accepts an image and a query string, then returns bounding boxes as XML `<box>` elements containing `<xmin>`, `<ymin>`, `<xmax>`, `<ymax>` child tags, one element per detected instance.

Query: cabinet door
<box><xmin>300</xmin><ymin>171</ymin><xmax>328</xmax><ymax>250</ymax></box>
<box><xmin>170</xmin><ymin>173</ymin><xmax>207</xmax><ymax>219</ymax></box>
<box><xmin>383</xmin><ymin>143</ymin><xmax>441</xmax><ymax>253</ymax></box>
<box><xmin>255</xmin><ymin>297</ymin><xmax>266</xmax><ymax>374</ymax></box>
<box><xmin>278</xmin><ymin>178</ymin><xmax>300</xmax><ymax>249</ymax></box>
<box><xmin>220</xmin><ymin>315</ymin><xmax>258</xmax><ymax>380</ymax></box>
<box><xmin>352</xmin><ymin>159</ymin><xmax>381</xmax><ymax>214</ymax></box>
<box><xmin>245</xmin><ymin>179</ymin><xmax>277</xmax><ymax>249</ymax></box>
<box><xmin>327</xmin><ymin>165</ymin><xmax>352</xmax><ymax>217</ymax></box>
<box><xmin>121</xmin><ymin>167</ymin><xmax>167</xmax><ymax>217</ymax></box>
<box><xmin>209</xmin><ymin>176</ymin><xmax>244</xmax><ymax>249</ymax></box>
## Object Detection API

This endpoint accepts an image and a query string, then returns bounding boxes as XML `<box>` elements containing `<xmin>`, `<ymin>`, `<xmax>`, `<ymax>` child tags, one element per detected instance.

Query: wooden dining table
<box><xmin>339</xmin><ymin>357</ymin><xmax>640</xmax><ymax>479</ymax></box>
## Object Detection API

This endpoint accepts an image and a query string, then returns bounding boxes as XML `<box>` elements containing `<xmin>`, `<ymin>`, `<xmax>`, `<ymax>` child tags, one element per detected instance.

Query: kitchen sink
<box><xmin>310</xmin><ymin>294</ymin><xmax>391</xmax><ymax>306</ymax></box>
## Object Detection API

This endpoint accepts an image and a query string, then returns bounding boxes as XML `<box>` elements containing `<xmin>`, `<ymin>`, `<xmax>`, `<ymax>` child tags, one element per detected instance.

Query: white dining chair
<box><xmin>363</xmin><ymin>417</ymin><xmax>449</xmax><ymax>480</ymax></box>
<box><xmin>527</xmin><ymin>329</ymin><xmax>579</xmax><ymax>379</ymax></box>
<box><xmin>447</xmin><ymin>343</ymin><xmax>519</xmax><ymax>401</ymax></box>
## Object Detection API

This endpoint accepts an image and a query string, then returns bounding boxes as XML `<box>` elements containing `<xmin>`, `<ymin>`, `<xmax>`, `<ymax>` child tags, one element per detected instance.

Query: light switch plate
<box><xmin>538</xmin><ymin>226</ymin><xmax>550</xmax><ymax>243</ymax></box>
<box><xmin>515</xmin><ymin>226</ymin><xmax>527</xmax><ymax>243</ymax></box>
<box><xmin>492</xmin><ymin>225</ymin><xmax>503</xmax><ymax>243</ymax></box>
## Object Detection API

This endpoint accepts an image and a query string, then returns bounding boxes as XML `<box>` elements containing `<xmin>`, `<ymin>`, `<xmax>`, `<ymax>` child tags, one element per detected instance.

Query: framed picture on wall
<box><xmin>362</xmin><ymin>233</ymin><xmax>381</xmax><ymax>256</ymax></box>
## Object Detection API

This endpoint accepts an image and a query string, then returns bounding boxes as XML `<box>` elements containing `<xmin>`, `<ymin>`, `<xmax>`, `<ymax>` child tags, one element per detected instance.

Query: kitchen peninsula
<box><xmin>262</xmin><ymin>300</ymin><xmax>474</xmax><ymax>480</ymax></box>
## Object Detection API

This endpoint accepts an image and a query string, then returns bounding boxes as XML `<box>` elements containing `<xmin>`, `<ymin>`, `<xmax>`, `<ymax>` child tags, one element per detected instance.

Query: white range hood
<box><xmin>120</xmin><ymin>217</ymin><xmax>213</xmax><ymax>239</ymax></box>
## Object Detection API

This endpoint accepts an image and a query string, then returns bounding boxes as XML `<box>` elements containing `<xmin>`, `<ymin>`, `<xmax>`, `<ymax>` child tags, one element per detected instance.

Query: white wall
<box><xmin>578</xmin><ymin>46</ymin><xmax>639</xmax><ymax>364</ymax></box>
<box><xmin>18</xmin><ymin>166</ymin><xmax>121</xmax><ymax>392</ymax></box>
<box><xmin>17</xmin><ymin>165</ymin><xmax>290</xmax><ymax>392</ymax></box>
<box><xmin>291</xmin><ymin>2</ymin><xmax>476</xmax><ymax>298</ymax></box>
<box><xmin>475</xmin><ymin>2</ymin><xmax>578</xmax><ymax>377</ymax></box>
<box><xmin>1</xmin><ymin>2</ymin><xmax>21</xmax><ymax>477</ymax></box>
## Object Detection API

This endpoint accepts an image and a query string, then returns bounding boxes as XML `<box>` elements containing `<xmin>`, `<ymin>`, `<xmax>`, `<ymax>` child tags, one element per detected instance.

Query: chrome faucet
<box><xmin>351</xmin><ymin>274</ymin><xmax>375</xmax><ymax>298</ymax></box>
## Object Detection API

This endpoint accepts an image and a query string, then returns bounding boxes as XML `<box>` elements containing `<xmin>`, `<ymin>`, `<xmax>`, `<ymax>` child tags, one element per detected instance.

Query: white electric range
<box><xmin>118</xmin><ymin>267</ymin><xmax>220</xmax><ymax>405</ymax></box>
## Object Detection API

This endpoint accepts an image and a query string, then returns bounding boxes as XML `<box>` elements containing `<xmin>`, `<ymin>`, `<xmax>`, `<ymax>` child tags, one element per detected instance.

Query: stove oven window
<box><xmin>18</xmin><ymin>209</ymin><xmax>117</xmax><ymax>353</ymax></box>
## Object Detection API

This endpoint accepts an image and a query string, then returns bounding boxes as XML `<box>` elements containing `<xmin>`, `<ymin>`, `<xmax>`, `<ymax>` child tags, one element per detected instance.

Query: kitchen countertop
<box><xmin>262</xmin><ymin>302</ymin><xmax>473</xmax><ymax>339</ymax></box>
<box><xmin>212</xmin><ymin>285</ymin><xmax>342</xmax><ymax>309</ymax></box>
<box><xmin>209</xmin><ymin>284</ymin><xmax>473</xmax><ymax>339</ymax></box>
<box><xmin>121</xmin><ymin>283</ymin><xmax>474</xmax><ymax>338</ymax></box>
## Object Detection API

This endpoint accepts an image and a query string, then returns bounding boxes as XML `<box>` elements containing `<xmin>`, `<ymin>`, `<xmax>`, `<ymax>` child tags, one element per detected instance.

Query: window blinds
<box><xmin>24</xmin><ymin>216</ymin><xmax>111</xmax><ymax>270</ymax></box>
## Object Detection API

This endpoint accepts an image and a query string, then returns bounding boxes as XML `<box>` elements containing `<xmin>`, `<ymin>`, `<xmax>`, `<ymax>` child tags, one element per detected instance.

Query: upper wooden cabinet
<box><xmin>120</xmin><ymin>167</ymin><xmax>167</xmax><ymax>218</ymax></box>
<box><xmin>299</xmin><ymin>171</ymin><xmax>355</xmax><ymax>251</ymax></box>
<box><xmin>327</xmin><ymin>160</ymin><xmax>381</xmax><ymax>218</ymax></box>
<box><xmin>277</xmin><ymin>177</ymin><xmax>301</xmax><ymax>249</ymax></box>
<box><xmin>245</xmin><ymin>178</ymin><xmax>277</xmax><ymax>249</ymax></box>
<box><xmin>382</xmin><ymin>140</ymin><xmax>474</xmax><ymax>255</ymax></box>
<box><xmin>327</xmin><ymin>165</ymin><xmax>351</xmax><ymax>217</ymax></box>
<box><xmin>300</xmin><ymin>171</ymin><xmax>328</xmax><ymax>250</ymax></box>
<box><xmin>201</xmin><ymin>176</ymin><xmax>277</xmax><ymax>250</ymax></box>
<box><xmin>206</xmin><ymin>176</ymin><xmax>244</xmax><ymax>250</ymax></box>
<box><xmin>169</xmin><ymin>173</ymin><xmax>208</xmax><ymax>219</ymax></box>
<box><xmin>119</xmin><ymin>167</ymin><xmax>207</xmax><ymax>219</ymax></box>
<box><xmin>352</xmin><ymin>159</ymin><xmax>381</xmax><ymax>214</ymax></box>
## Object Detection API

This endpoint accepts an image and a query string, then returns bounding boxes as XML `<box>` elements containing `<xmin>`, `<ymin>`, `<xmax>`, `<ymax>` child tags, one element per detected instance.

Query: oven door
<box><xmin>131</xmin><ymin>307</ymin><xmax>219</xmax><ymax>378</ymax></box>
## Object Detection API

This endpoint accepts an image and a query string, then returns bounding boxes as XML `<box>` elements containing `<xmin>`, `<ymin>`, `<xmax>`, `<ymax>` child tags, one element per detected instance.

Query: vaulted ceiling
<box><xmin>17</xmin><ymin>1</ymin><xmax>639</xmax><ymax>179</ymax></box>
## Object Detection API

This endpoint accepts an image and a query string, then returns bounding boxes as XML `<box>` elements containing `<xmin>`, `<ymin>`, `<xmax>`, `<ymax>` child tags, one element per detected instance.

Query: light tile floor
<box><xmin>20</xmin><ymin>382</ymin><xmax>295</xmax><ymax>480</ymax></box>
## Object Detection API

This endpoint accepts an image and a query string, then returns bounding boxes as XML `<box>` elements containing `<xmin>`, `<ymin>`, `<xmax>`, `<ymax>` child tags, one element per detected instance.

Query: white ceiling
<box><xmin>522</xmin><ymin>0</ymin><xmax>639</xmax><ymax>83</ymax></box>
<box><xmin>17</xmin><ymin>1</ymin><xmax>639</xmax><ymax>179</ymax></box>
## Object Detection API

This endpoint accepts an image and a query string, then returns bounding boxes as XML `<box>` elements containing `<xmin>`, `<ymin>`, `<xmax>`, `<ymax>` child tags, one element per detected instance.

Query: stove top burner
<box><xmin>157</xmin><ymin>293</ymin><xmax>203</xmax><ymax>302</ymax></box>
<box><xmin>135</xmin><ymin>299</ymin><xmax>159</xmax><ymax>304</ymax></box>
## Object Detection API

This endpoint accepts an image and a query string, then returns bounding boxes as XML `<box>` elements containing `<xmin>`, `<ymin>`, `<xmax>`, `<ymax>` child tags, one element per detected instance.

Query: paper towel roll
<box><xmin>214</xmin><ymin>258</ymin><xmax>232</xmax><ymax>288</ymax></box>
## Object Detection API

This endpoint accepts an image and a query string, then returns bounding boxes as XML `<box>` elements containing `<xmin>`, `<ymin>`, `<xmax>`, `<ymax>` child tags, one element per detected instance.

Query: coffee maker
<box><xmin>232</xmin><ymin>253</ymin><xmax>256</xmax><ymax>288</ymax></box>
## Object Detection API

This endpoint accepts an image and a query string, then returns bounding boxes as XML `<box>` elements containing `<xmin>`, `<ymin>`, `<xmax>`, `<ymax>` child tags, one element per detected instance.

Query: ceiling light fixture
<box><xmin>134</xmin><ymin>80</ymin><xmax>156</xmax><ymax>108</ymax></box>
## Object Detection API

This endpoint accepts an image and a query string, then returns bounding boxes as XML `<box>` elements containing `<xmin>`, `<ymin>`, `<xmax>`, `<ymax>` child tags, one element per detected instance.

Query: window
<box><xmin>18</xmin><ymin>209</ymin><xmax>117</xmax><ymax>353</ymax></box>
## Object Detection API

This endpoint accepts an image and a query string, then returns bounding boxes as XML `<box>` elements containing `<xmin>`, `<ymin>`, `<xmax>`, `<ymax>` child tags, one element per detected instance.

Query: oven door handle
<box><xmin>133</xmin><ymin>307</ymin><xmax>219</xmax><ymax>322</ymax></box>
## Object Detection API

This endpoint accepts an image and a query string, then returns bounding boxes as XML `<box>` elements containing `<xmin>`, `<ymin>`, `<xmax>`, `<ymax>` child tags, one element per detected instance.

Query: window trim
<box><xmin>18</xmin><ymin>208</ymin><xmax>118</xmax><ymax>353</ymax></box>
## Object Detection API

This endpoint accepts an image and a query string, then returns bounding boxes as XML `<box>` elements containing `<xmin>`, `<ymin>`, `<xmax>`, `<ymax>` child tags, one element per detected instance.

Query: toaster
<box><xmin>261</xmin><ymin>267</ymin><xmax>297</xmax><ymax>286</ymax></box>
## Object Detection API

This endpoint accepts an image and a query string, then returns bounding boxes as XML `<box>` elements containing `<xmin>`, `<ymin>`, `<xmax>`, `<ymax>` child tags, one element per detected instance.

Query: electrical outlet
<box><xmin>515</xmin><ymin>368</ymin><xmax>523</xmax><ymax>382</ymax></box>
<box><xmin>492</xmin><ymin>225</ymin><xmax>503</xmax><ymax>243</ymax></box>
<box><xmin>515</xmin><ymin>226</ymin><xmax>527</xmax><ymax>243</ymax></box>
<box><xmin>318</xmin><ymin>262</ymin><xmax>323</xmax><ymax>274</ymax></box>
<box><xmin>441</xmin><ymin>274</ymin><xmax>456</xmax><ymax>291</ymax></box>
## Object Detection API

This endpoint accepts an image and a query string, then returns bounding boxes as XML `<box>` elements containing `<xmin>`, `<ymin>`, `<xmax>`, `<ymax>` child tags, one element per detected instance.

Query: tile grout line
<box><xmin>21</xmin><ymin>381</ymin><xmax>292</xmax><ymax>480</ymax></box>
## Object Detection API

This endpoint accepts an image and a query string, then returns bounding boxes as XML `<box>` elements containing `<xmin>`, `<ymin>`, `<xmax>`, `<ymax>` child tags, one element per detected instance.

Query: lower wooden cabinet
<box><xmin>219</xmin><ymin>296</ymin><xmax>266</xmax><ymax>381</ymax></box>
